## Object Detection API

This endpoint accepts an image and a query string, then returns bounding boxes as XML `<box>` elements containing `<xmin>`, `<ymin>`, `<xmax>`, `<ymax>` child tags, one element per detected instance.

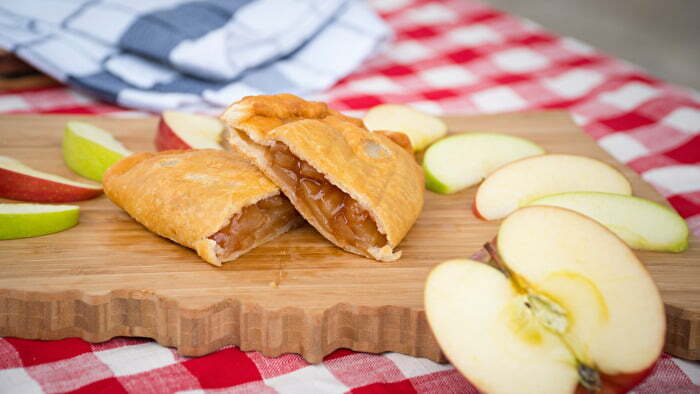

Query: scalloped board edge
<box><xmin>0</xmin><ymin>289</ymin><xmax>446</xmax><ymax>363</ymax></box>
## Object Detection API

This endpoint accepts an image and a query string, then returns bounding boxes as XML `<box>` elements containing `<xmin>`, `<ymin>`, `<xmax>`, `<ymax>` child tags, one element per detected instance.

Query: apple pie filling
<box><xmin>209</xmin><ymin>194</ymin><xmax>298</xmax><ymax>259</ymax></box>
<box><xmin>268</xmin><ymin>142</ymin><xmax>387</xmax><ymax>253</ymax></box>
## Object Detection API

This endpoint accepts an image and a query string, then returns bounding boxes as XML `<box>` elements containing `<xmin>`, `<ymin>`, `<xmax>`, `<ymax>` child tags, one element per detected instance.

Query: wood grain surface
<box><xmin>0</xmin><ymin>112</ymin><xmax>698</xmax><ymax>362</ymax></box>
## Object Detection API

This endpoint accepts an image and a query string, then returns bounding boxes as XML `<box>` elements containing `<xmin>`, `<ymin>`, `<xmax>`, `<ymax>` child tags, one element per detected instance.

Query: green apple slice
<box><xmin>528</xmin><ymin>192</ymin><xmax>689</xmax><ymax>252</ymax></box>
<box><xmin>363</xmin><ymin>104</ymin><xmax>447</xmax><ymax>151</ymax></box>
<box><xmin>423</xmin><ymin>133</ymin><xmax>545</xmax><ymax>194</ymax></box>
<box><xmin>0</xmin><ymin>203</ymin><xmax>79</xmax><ymax>240</ymax></box>
<box><xmin>63</xmin><ymin>121</ymin><xmax>132</xmax><ymax>182</ymax></box>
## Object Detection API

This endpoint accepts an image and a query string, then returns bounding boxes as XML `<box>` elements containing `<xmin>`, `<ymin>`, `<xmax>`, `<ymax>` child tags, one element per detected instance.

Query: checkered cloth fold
<box><xmin>0</xmin><ymin>0</ymin><xmax>391</xmax><ymax>111</ymax></box>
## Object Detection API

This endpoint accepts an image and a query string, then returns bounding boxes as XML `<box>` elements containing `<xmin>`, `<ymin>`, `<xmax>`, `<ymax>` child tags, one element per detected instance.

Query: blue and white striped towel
<box><xmin>0</xmin><ymin>0</ymin><xmax>391</xmax><ymax>112</ymax></box>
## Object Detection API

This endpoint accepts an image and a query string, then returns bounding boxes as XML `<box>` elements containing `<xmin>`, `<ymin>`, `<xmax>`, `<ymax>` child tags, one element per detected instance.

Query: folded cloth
<box><xmin>0</xmin><ymin>0</ymin><xmax>391</xmax><ymax>112</ymax></box>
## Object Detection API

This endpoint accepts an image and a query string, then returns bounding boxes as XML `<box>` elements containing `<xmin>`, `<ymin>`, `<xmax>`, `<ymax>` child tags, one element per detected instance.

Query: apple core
<box><xmin>487</xmin><ymin>242</ymin><xmax>603</xmax><ymax>392</ymax></box>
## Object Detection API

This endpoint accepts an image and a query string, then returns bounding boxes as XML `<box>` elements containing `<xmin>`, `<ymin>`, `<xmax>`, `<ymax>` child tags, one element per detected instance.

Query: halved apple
<box><xmin>363</xmin><ymin>104</ymin><xmax>447</xmax><ymax>151</ymax></box>
<box><xmin>423</xmin><ymin>133</ymin><xmax>545</xmax><ymax>194</ymax></box>
<box><xmin>0</xmin><ymin>155</ymin><xmax>102</xmax><ymax>202</ymax></box>
<box><xmin>0</xmin><ymin>203</ymin><xmax>79</xmax><ymax>239</ymax></box>
<box><xmin>425</xmin><ymin>206</ymin><xmax>665</xmax><ymax>394</ymax></box>
<box><xmin>63</xmin><ymin>121</ymin><xmax>132</xmax><ymax>182</ymax></box>
<box><xmin>155</xmin><ymin>110</ymin><xmax>223</xmax><ymax>151</ymax></box>
<box><xmin>473</xmin><ymin>154</ymin><xmax>631</xmax><ymax>220</ymax></box>
<box><xmin>529</xmin><ymin>192</ymin><xmax>689</xmax><ymax>253</ymax></box>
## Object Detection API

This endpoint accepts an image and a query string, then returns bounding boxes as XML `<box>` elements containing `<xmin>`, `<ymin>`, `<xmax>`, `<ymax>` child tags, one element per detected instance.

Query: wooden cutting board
<box><xmin>1</xmin><ymin>112</ymin><xmax>698</xmax><ymax>363</ymax></box>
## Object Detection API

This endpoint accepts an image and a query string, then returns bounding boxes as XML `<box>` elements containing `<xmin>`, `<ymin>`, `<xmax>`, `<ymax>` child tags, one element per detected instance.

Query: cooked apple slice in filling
<box><xmin>103</xmin><ymin>149</ymin><xmax>303</xmax><ymax>266</ymax></box>
<box><xmin>208</xmin><ymin>194</ymin><xmax>301</xmax><ymax>261</ymax></box>
<box><xmin>267</xmin><ymin>141</ymin><xmax>387</xmax><ymax>253</ymax></box>
<box><xmin>221</xmin><ymin>94</ymin><xmax>424</xmax><ymax>261</ymax></box>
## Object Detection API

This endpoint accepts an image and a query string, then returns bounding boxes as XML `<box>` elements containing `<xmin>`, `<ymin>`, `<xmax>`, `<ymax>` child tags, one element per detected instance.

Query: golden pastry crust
<box><xmin>374</xmin><ymin>130</ymin><xmax>413</xmax><ymax>153</ymax></box>
<box><xmin>221</xmin><ymin>94</ymin><xmax>424</xmax><ymax>261</ymax></box>
<box><xmin>221</xmin><ymin>94</ymin><xmax>364</xmax><ymax>144</ymax></box>
<box><xmin>103</xmin><ymin>149</ymin><xmax>295</xmax><ymax>266</ymax></box>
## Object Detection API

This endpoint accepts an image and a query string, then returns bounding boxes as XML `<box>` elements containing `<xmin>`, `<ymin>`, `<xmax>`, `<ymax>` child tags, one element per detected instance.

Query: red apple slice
<box><xmin>473</xmin><ymin>154</ymin><xmax>631</xmax><ymax>220</ymax></box>
<box><xmin>425</xmin><ymin>206</ymin><xmax>665</xmax><ymax>394</ymax></box>
<box><xmin>156</xmin><ymin>110</ymin><xmax>224</xmax><ymax>151</ymax></box>
<box><xmin>0</xmin><ymin>156</ymin><xmax>102</xmax><ymax>202</ymax></box>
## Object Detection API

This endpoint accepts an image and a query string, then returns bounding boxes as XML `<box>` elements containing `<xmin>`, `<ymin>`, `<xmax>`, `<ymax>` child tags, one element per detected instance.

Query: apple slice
<box><xmin>528</xmin><ymin>192</ymin><xmax>689</xmax><ymax>253</ymax></box>
<box><xmin>425</xmin><ymin>206</ymin><xmax>665</xmax><ymax>394</ymax></box>
<box><xmin>0</xmin><ymin>203</ymin><xmax>79</xmax><ymax>239</ymax></box>
<box><xmin>423</xmin><ymin>133</ymin><xmax>545</xmax><ymax>194</ymax></box>
<box><xmin>473</xmin><ymin>154</ymin><xmax>631</xmax><ymax>220</ymax></box>
<box><xmin>0</xmin><ymin>155</ymin><xmax>102</xmax><ymax>202</ymax></box>
<box><xmin>155</xmin><ymin>110</ymin><xmax>223</xmax><ymax>151</ymax></box>
<box><xmin>63</xmin><ymin>121</ymin><xmax>132</xmax><ymax>182</ymax></box>
<box><xmin>363</xmin><ymin>104</ymin><xmax>447</xmax><ymax>151</ymax></box>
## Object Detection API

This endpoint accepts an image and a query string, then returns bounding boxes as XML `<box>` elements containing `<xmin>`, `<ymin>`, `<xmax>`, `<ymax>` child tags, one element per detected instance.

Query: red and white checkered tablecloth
<box><xmin>1</xmin><ymin>0</ymin><xmax>699</xmax><ymax>392</ymax></box>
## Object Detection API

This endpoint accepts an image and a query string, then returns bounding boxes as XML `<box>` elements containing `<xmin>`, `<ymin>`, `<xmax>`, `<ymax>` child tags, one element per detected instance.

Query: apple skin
<box><xmin>0</xmin><ymin>167</ymin><xmax>102</xmax><ymax>202</ymax></box>
<box><xmin>527</xmin><ymin>192</ymin><xmax>689</xmax><ymax>253</ymax></box>
<box><xmin>155</xmin><ymin>116</ymin><xmax>192</xmax><ymax>151</ymax></box>
<box><xmin>0</xmin><ymin>204</ymin><xmax>79</xmax><ymax>240</ymax></box>
<box><xmin>155</xmin><ymin>111</ymin><xmax>223</xmax><ymax>151</ymax></box>
<box><xmin>575</xmin><ymin>364</ymin><xmax>656</xmax><ymax>394</ymax></box>
<box><xmin>471</xmin><ymin>194</ymin><xmax>486</xmax><ymax>220</ymax></box>
<box><xmin>421</xmin><ymin>133</ymin><xmax>545</xmax><ymax>194</ymax></box>
<box><xmin>63</xmin><ymin>123</ymin><xmax>130</xmax><ymax>182</ymax></box>
<box><xmin>424</xmin><ymin>165</ymin><xmax>452</xmax><ymax>194</ymax></box>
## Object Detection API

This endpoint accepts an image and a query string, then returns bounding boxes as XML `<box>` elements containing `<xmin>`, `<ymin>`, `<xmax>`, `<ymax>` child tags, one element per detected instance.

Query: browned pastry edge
<box><xmin>103</xmin><ymin>149</ymin><xmax>295</xmax><ymax>266</ymax></box>
<box><xmin>221</xmin><ymin>95</ymin><xmax>425</xmax><ymax>261</ymax></box>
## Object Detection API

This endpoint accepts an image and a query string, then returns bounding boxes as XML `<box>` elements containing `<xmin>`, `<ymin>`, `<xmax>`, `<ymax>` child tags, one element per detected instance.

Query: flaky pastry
<box><xmin>103</xmin><ymin>149</ymin><xmax>303</xmax><ymax>266</ymax></box>
<box><xmin>220</xmin><ymin>94</ymin><xmax>424</xmax><ymax>261</ymax></box>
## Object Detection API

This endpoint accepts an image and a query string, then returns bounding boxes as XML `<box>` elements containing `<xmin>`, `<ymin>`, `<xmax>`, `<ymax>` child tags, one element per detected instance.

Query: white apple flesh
<box><xmin>425</xmin><ymin>206</ymin><xmax>665</xmax><ymax>394</ymax></box>
<box><xmin>0</xmin><ymin>155</ymin><xmax>102</xmax><ymax>202</ymax></box>
<box><xmin>473</xmin><ymin>154</ymin><xmax>631</xmax><ymax>220</ymax></box>
<box><xmin>63</xmin><ymin>121</ymin><xmax>132</xmax><ymax>182</ymax></box>
<box><xmin>363</xmin><ymin>104</ymin><xmax>447</xmax><ymax>151</ymax></box>
<box><xmin>423</xmin><ymin>133</ymin><xmax>545</xmax><ymax>194</ymax></box>
<box><xmin>0</xmin><ymin>203</ymin><xmax>79</xmax><ymax>240</ymax></box>
<box><xmin>528</xmin><ymin>192</ymin><xmax>689</xmax><ymax>253</ymax></box>
<box><xmin>156</xmin><ymin>110</ymin><xmax>223</xmax><ymax>151</ymax></box>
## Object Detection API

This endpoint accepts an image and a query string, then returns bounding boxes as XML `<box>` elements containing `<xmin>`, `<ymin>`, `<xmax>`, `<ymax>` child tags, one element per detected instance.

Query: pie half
<box><xmin>220</xmin><ymin>94</ymin><xmax>424</xmax><ymax>261</ymax></box>
<box><xmin>103</xmin><ymin>149</ymin><xmax>303</xmax><ymax>265</ymax></box>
